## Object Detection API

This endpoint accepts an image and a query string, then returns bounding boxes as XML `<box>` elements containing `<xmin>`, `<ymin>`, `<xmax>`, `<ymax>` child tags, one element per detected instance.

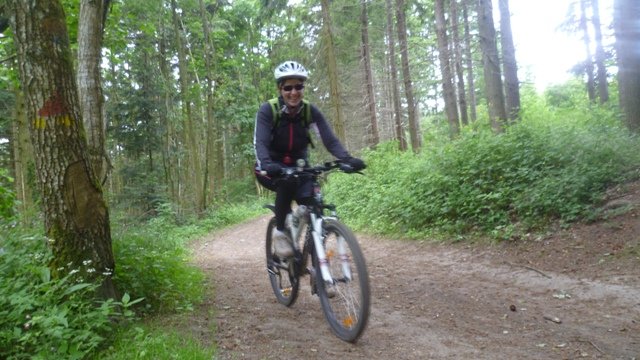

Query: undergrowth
<box><xmin>326</xmin><ymin>102</ymin><xmax>640</xmax><ymax>240</ymax></box>
<box><xmin>0</xmin><ymin>198</ymin><xmax>265</xmax><ymax>359</ymax></box>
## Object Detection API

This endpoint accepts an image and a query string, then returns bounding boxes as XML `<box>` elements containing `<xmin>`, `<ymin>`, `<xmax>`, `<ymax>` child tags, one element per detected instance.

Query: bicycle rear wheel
<box><xmin>315</xmin><ymin>218</ymin><xmax>370</xmax><ymax>342</ymax></box>
<box><xmin>266</xmin><ymin>217</ymin><xmax>300</xmax><ymax>306</ymax></box>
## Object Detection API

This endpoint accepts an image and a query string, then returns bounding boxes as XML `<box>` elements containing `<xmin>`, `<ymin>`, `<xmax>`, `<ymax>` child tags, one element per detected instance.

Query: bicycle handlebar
<box><xmin>260</xmin><ymin>160</ymin><xmax>362</xmax><ymax>178</ymax></box>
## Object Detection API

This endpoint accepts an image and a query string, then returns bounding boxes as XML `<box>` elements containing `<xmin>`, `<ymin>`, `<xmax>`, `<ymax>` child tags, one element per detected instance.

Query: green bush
<box><xmin>0</xmin><ymin>169</ymin><xmax>16</xmax><ymax>221</ymax></box>
<box><xmin>111</xmin><ymin>199</ymin><xmax>265</xmax><ymax>314</ymax></box>
<box><xmin>111</xmin><ymin>228</ymin><xmax>205</xmax><ymax>315</ymax></box>
<box><xmin>0</xmin><ymin>229</ymin><xmax>135</xmax><ymax>360</ymax></box>
<box><xmin>327</xmin><ymin>104</ymin><xmax>640</xmax><ymax>240</ymax></box>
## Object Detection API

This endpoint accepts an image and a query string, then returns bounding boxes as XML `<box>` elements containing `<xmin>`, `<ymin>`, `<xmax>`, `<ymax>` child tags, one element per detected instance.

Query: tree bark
<box><xmin>614</xmin><ymin>0</ymin><xmax>640</xmax><ymax>133</ymax></box>
<box><xmin>360</xmin><ymin>0</ymin><xmax>379</xmax><ymax>147</ymax></box>
<box><xmin>477</xmin><ymin>0</ymin><xmax>507</xmax><ymax>132</ymax></box>
<box><xmin>435</xmin><ymin>0</ymin><xmax>460</xmax><ymax>138</ymax></box>
<box><xmin>580</xmin><ymin>0</ymin><xmax>597</xmax><ymax>103</ymax></box>
<box><xmin>77</xmin><ymin>0</ymin><xmax>108</xmax><ymax>183</ymax></box>
<box><xmin>7</xmin><ymin>0</ymin><xmax>115</xmax><ymax>299</ymax></box>
<box><xmin>320</xmin><ymin>0</ymin><xmax>347</xmax><ymax>144</ymax></box>
<box><xmin>498</xmin><ymin>0</ymin><xmax>520</xmax><ymax>121</ymax></box>
<box><xmin>385</xmin><ymin>0</ymin><xmax>407</xmax><ymax>151</ymax></box>
<box><xmin>395</xmin><ymin>0</ymin><xmax>421</xmax><ymax>152</ymax></box>
<box><xmin>591</xmin><ymin>0</ymin><xmax>609</xmax><ymax>103</ymax></box>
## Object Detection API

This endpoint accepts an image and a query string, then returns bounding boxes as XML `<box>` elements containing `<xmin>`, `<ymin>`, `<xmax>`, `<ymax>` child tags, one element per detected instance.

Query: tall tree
<box><xmin>477</xmin><ymin>0</ymin><xmax>507</xmax><ymax>132</ymax></box>
<box><xmin>171</xmin><ymin>0</ymin><xmax>205</xmax><ymax>213</ymax></box>
<box><xmin>11</xmin><ymin>86</ymin><xmax>34</xmax><ymax>217</ymax></box>
<box><xmin>199</xmin><ymin>0</ymin><xmax>218</xmax><ymax>207</ymax></box>
<box><xmin>613</xmin><ymin>0</ymin><xmax>640</xmax><ymax>133</ymax></box>
<box><xmin>395</xmin><ymin>0</ymin><xmax>421</xmax><ymax>152</ymax></box>
<box><xmin>7</xmin><ymin>0</ymin><xmax>115</xmax><ymax>299</ymax></box>
<box><xmin>360</xmin><ymin>0</ymin><xmax>379</xmax><ymax>147</ymax></box>
<box><xmin>320</xmin><ymin>0</ymin><xmax>347</xmax><ymax>144</ymax></box>
<box><xmin>579</xmin><ymin>0</ymin><xmax>597</xmax><ymax>102</ymax></box>
<box><xmin>450</xmin><ymin>0</ymin><xmax>469</xmax><ymax>126</ymax></box>
<box><xmin>591</xmin><ymin>0</ymin><xmax>609</xmax><ymax>103</ymax></box>
<box><xmin>77</xmin><ymin>0</ymin><xmax>109</xmax><ymax>183</ymax></box>
<box><xmin>435</xmin><ymin>0</ymin><xmax>460</xmax><ymax>138</ymax></box>
<box><xmin>498</xmin><ymin>0</ymin><xmax>520</xmax><ymax>121</ymax></box>
<box><xmin>462</xmin><ymin>0</ymin><xmax>477</xmax><ymax>122</ymax></box>
<box><xmin>385</xmin><ymin>0</ymin><xmax>407</xmax><ymax>151</ymax></box>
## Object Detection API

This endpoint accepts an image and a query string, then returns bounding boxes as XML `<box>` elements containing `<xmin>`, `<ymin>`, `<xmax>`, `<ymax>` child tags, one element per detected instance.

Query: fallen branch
<box><xmin>575</xmin><ymin>338</ymin><xmax>604</xmax><ymax>354</ymax></box>
<box><xmin>543</xmin><ymin>315</ymin><xmax>562</xmax><ymax>324</ymax></box>
<box><xmin>504</xmin><ymin>261</ymin><xmax>552</xmax><ymax>279</ymax></box>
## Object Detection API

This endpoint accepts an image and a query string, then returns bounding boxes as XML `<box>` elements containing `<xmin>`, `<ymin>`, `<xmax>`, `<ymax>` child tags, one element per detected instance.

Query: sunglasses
<box><xmin>282</xmin><ymin>84</ymin><xmax>305</xmax><ymax>92</ymax></box>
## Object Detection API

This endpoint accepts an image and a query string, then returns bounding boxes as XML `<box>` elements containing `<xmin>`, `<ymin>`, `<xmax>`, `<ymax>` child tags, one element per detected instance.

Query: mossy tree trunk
<box><xmin>7</xmin><ymin>0</ymin><xmax>116</xmax><ymax>299</ymax></box>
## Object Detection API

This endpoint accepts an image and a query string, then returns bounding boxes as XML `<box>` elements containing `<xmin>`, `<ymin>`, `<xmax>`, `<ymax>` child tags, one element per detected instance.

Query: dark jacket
<box><xmin>253</xmin><ymin>97</ymin><xmax>349</xmax><ymax>169</ymax></box>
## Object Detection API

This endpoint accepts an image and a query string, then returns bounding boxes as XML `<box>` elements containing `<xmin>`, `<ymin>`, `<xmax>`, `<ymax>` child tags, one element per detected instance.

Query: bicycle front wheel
<box><xmin>315</xmin><ymin>218</ymin><xmax>370</xmax><ymax>342</ymax></box>
<box><xmin>266</xmin><ymin>217</ymin><xmax>300</xmax><ymax>306</ymax></box>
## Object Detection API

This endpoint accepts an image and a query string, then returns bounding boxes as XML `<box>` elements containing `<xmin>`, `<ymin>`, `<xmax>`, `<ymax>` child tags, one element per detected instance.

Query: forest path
<box><xmin>190</xmin><ymin>212</ymin><xmax>640</xmax><ymax>359</ymax></box>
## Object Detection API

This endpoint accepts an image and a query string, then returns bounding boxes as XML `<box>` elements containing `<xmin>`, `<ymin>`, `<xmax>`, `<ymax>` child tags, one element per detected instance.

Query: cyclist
<box><xmin>254</xmin><ymin>60</ymin><xmax>365</xmax><ymax>258</ymax></box>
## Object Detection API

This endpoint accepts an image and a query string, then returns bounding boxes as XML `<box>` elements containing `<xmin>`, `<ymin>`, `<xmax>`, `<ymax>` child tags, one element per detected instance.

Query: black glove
<box><xmin>265</xmin><ymin>162</ymin><xmax>283</xmax><ymax>176</ymax></box>
<box><xmin>343</xmin><ymin>157</ymin><xmax>366</xmax><ymax>171</ymax></box>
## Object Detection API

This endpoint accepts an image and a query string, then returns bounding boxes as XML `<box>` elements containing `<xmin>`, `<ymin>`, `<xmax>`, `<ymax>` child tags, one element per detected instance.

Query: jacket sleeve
<box><xmin>254</xmin><ymin>102</ymin><xmax>274</xmax><ymax>170</ymax></box>
<box><xmin>309</xmin><ymin>104</ymin><xmax>350</xmax><ymax>160</ymax></box>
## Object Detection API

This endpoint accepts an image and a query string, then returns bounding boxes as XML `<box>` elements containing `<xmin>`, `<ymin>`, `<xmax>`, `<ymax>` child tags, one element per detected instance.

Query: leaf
<box><xmin>63</xmin><ymin>283</ymin><xmax>91</xmax><ymax>296</ymax></box>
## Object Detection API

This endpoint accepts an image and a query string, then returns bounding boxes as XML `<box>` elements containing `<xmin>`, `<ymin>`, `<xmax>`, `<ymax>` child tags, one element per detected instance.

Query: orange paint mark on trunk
<box><xmin>38</xmin><ymin>91</ymin><xmax>67</xmax><ymax>117</ymax></box>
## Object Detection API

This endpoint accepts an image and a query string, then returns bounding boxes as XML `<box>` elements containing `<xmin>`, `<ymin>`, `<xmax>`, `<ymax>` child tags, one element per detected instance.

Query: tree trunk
<box><xmin>385</xmin><ymin>0</ymin><xmax>407</xmax><ymax>151</ymax></box>
<box><xmin>462</xmin><ymin>0</ymin><xmax>478</xmax><ymax>122</ymax></box>
<box><xmin>591</xmin><ymin>0</ymin><xmax>609</xmax><ymax>103</ymax></box>
<box><xmin>450</xmin><ymin>0</ymin><xmax>469</xmax><ymax>127</ymax></box>
<box><xmin>11</xmin><ymin>85</ymin><xmax>35</xmax><ymax>217</ymax></box>
<box><xmin>435</xmin><ymin>0</ymin><xmax>460</xmax><ymax>138</ymax></box>
<box><xmin>580</xmin><ymin>0</ymin><xmax>597</xmax><ymax>103</ymax></box>
<box><xmin>320</xmin><ymin>0</ymin><xmax>347</xmax><ymax>144</ymax></box>
<box><xmin>77</xmin><ymin>0</ymin><xmax>108</xmax><ymax>184</ymax></box>
<box><xmin>199</xmin><ymin>0</ymin><xmax>217</xmax><ymax>208</ymax></box>
<box><xmin>498</xmin><ymin>0</ymin><xmax>520</xmax><ymax>121</ymax></box>
<box><xmin>157</xmin><ymin>20</ymin><xmax>178</xmax><ymax>206</ymax></box>
<box><xmin>395</xmin><ymin>0</ymin><xmax>421</xmax><ymax>152</ymax></box>
<box><xmin>7</xmin><ymin>0</ymin><xmax>115</xmax><ymax>300</ymax></box>
<box><xmin>614</xmin><ymin>0</ymin><xmax>640</xmax><ymax>133</ymax></box>
<box><xmin>171</xmin><ymin>0</ymin><xmax>205</xmax><ymax>214</ymax></box>
<box><xmin>360</xmin><ymin>0</ymin><xmax>379</xmax><ymax>147</ymax></box>
<box><xmin>477</xmin><ymin>0</ymin><xmax>507</xmax><ymax>132</ymax></box>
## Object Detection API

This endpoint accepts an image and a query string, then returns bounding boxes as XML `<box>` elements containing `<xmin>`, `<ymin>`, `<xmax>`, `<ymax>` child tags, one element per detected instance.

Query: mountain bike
<box><xmin>264</xmin><ymin>160</ymin><xmax>370</xmax><ymax>343</ymax></box>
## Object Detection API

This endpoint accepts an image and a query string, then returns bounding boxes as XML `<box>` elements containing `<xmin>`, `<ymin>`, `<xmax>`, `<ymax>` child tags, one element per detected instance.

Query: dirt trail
<box><xmin>191</xmin><ymin>210</ymin><xmax>640</xmax><ymax>360</ymax></box>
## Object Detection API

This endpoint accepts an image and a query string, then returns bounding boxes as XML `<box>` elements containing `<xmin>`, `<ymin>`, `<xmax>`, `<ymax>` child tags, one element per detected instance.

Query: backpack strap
<box><xmin>268</xmin><ymin>98</ymin><xmax>312</xmax><ymax>128</ymax></box>
<box><xmin>267</xmin><ymin>98</ymin><xmax>281</xmax><ymax>128</ymax></box>
<box><xmin>267</xmin><ymin>97</ymin><xmax>315</xmax><ymax>149</ymax></box>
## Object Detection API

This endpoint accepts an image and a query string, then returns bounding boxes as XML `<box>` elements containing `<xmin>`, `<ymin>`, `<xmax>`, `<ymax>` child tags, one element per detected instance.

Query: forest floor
<box><xmin>187</xmin><ymin>181</ymin><xmax>640</xmax><ymax>359</ymax></box>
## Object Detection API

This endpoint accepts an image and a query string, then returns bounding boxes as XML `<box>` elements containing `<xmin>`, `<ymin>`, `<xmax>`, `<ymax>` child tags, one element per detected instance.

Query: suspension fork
<box><xmin>309</xmin><ymin>213</ymin><xmax>333</xmax><ymax>283</ymax></box>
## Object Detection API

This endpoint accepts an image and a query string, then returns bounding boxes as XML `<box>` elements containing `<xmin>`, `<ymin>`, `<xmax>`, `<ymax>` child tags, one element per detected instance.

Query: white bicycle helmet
<box><xmin>274</xmin><ymin>61</ymin><xmax>309</xmax><ymax>84</ymax></box>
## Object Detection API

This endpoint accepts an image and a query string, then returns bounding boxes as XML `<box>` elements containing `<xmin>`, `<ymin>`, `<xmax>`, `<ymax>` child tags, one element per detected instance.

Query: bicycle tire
<box><xmin>314</xmin><ymin>218</ymin><xmax>370</xmax><ymax>342</ymax></box>
<box><xmin>265</xmin><ymin>217</ymin><xmax>300</xmax><ymax>306</ymax></box>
